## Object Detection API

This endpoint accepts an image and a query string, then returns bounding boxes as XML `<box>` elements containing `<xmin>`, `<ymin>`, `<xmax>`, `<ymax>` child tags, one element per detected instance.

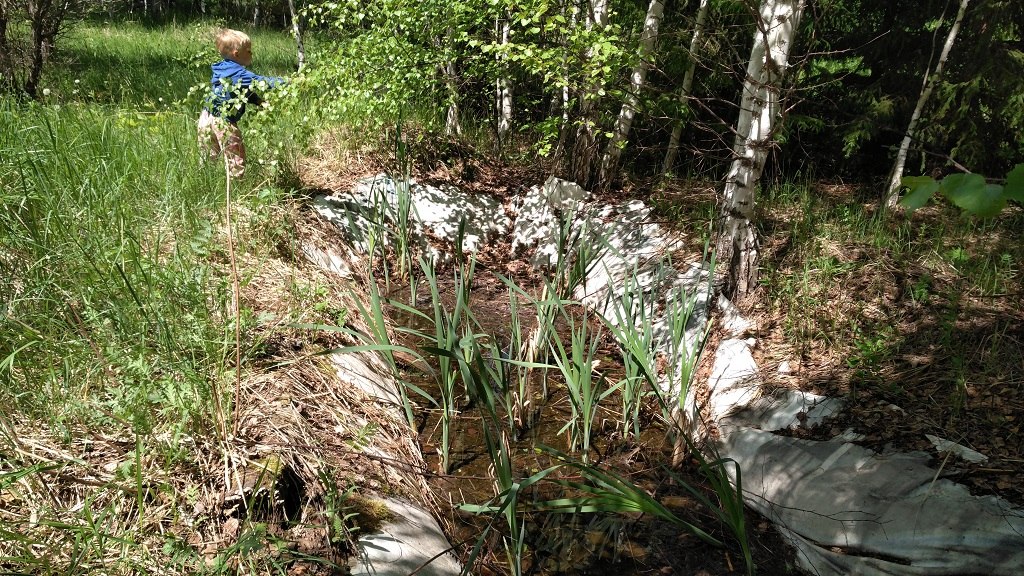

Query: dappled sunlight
<box><xmin>718</xmin><ymin>423</ymin><xmax>1024</xmax><ymax>575</ymax></box>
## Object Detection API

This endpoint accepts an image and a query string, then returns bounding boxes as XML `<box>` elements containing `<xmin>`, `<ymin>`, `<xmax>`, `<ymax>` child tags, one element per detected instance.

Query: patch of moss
<box><xmin>346</xmin><ymin>494</ymin><xmax>394</xmax><ymax>534</ymax></box>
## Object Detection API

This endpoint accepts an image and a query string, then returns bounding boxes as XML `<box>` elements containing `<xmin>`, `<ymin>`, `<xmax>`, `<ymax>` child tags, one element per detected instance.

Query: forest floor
<box><xmin>653</xmin><ymin>178</ymin><xmax>1024</xmax><ymax>506</ymax></box>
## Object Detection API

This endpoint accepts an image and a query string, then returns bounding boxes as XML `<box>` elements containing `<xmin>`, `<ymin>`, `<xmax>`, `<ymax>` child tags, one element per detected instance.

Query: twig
<box><xmin>225</xmin><ymin>157</ymin><xmax>243</xmax><ymax>439</ymax></box>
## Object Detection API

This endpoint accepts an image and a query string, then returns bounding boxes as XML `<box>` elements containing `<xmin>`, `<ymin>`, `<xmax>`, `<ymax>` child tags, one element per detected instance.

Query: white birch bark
<box><xmin>435</xmin><ymin>26</ymin><xmax>462</xmax><ymax>137</ymax></box>
<box><xmin>663</xmin><ymin>0</ymin><xmax>709</xmax><ymax>175</ymax></box>
<box><xmin>716</xmin><ymin>0</ymin><xmax>806</xmax><ymax>299</ymax></box>
<box><xmin>571</xmin><ymin>0</ymin><xmax>610</xmax><ymax>187</ymax></box>
<box><xmin>287</xmin><ymin>0</ymin><xmax>305</xmax><ymax>70</ymax></box>
<box><xmin>445</xmin><ymin>59</ymin><xmax>463</xmax><ymax>136</ymax></box>
<box><xmin>599</xmin><ymin>0</ymin><xmax>665</xmax><ymax>187</ymax></box>
<box><xmin>553</xmin><ymin>0</ymin><xmax>576</xmax><ymax>161</ymax></box>
<box><xmin>496</xmin><ymin>17</ymin><xmax>512</xmax><ymax>144</ymax></box>
<box><xmin>884</xmin><ymin>0</ymin><xmax>970</xmax><ymax>209</ymax></box>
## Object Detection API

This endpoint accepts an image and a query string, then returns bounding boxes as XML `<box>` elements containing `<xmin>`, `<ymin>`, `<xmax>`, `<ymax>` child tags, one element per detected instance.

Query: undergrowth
<box><xmin>754</xmin><ymin>179</ymin><xmax>1024</xmax><ymax>480</ymax></box>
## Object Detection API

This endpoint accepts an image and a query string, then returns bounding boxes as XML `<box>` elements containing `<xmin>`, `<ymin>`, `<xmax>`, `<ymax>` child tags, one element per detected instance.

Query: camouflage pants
<box><xmin>197</xmin><ymin>109</ymin><xmax>246</xmax><ymax>178</ymax></box>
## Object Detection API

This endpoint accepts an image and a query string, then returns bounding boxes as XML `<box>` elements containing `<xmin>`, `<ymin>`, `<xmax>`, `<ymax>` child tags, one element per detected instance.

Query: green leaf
<box><xmin>1004</xmin><ymin>164</ymin><xmax>1024</xmax><ymax>203</ymax></box>
<box><xmin>941</xmin><ymin>174</ymin><xmax>1005</xmax><ymax>217</ymax></box>
<box><xmin>899</xmin><ymin>176</ymin><xmax>939</xmax><ymax>211</ymax></box>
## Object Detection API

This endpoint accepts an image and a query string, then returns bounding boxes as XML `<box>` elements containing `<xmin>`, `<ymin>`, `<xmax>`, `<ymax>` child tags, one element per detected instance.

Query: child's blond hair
<box><xmin>215</xmin><ymin>29</ymin><xmax>251</xmax><ymax>59</ymax></box>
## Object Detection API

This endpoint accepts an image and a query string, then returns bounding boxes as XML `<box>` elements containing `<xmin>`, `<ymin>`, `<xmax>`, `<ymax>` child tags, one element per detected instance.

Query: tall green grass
<box><xmin>45</xmin><ymin>21</ymin><xmax>297</xmax><ymax>108</ymax></box>
<box><xmin>1</xmin><ymin>20</ymin><xmax>307</xmax><ymax>574</ymax></box>
<box><xmin>0</xmin><ymin>99</ymin><xmax>230</xmax><ymax>432</ymax></box>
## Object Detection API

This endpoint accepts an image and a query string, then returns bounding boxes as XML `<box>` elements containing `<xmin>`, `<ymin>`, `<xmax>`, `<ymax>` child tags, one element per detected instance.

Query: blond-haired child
<box><xmin>197</xmin><ymin>29</ymin><xmax>285</xmax><ymax>177</ymax></box>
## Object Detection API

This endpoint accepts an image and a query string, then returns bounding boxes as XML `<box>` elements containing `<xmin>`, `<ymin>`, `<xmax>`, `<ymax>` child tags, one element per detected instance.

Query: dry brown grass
<box><xmin>744</xmin><ymin>183</ymin><xmax>1024</xmax><ymax>502</ymax></box>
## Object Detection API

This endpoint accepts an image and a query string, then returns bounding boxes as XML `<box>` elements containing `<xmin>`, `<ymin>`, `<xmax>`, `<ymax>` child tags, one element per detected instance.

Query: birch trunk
<box><xmin>715</xmin><ymin>0</ymin><xmax>806</xmax><ymax>300</ymax></box>
<box><xmin>884</xmin><ymin>0</ymin><xmax>970</xmax><ymax>209</ymax></box>
<box><xmin>287</xmin><ymin>0</ymin><xmax>305</xmax><ymax>70</ymax></box>
<box><xmin>445</xmin><ymin>59</ymin><xmax>463</xmax><ymax>136</ymax></box>
<box><xmin>663</xmin><ymin>0</ymin><xmax>709</xmax><ymax>175</ymax></box>
<box><xmin>432</xmin><ymin>25</ymin><xmax>462</xmax><ymax>137</ymax></box>
<box><xmin>570</xmin><ymin>0</ymin><xmax>610</xmax><ymax>188</ymax></box>
<box><xmin>496</xmin><ymin>17</ymin><xmax>512</xmax><ymax>145</ymax></box>
<box><xmin>553</xmin><ymin>0</ymin><xmax>576</xmax><ymax>161</ymax></box>
<box><xmin>599</xmin><ymin>0</ymin><xmax>665</xmax><ymax>188</ymax></box>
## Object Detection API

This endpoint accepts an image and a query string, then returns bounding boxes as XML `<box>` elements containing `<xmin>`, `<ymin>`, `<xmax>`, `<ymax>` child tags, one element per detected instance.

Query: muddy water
<box><xmin>384</xmin><ymin>271</ymin><xmax>748</xmax><ymax>575</ymax></box>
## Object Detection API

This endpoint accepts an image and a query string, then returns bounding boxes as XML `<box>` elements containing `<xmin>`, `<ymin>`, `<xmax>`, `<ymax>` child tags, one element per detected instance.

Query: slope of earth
<box><xmin>737</xmin><ymin>182</ymin><xmax>1023</xmax><ymax>504</ymax></box>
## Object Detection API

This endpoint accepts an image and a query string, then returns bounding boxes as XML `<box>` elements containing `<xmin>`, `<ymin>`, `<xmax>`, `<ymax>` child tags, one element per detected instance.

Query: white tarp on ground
<box><xmin>315</xmin><ymin>175</ymin><xmax>1024</xmax><ymax>576</ymax></box>
<box><xmin>314</xmin><ymin>174</ymin><xmax>510</xmax><ymax>265</ymax></box>
<box><xmin>720</xmin><ymin>422</ymin><xmax>1024</xmax><ymax>575</ymax></box>
<box><xmin>349</xmin><ymin>498</ymin><xmax>462</xmax><ymax>576</ymax></box>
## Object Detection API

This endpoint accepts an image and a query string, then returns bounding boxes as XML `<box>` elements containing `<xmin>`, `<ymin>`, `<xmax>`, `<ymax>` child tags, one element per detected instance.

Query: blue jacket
<box><xmin>205</xmin><ymin>59</ymin><xmax>285</xmax><ymax>124</ymax></box>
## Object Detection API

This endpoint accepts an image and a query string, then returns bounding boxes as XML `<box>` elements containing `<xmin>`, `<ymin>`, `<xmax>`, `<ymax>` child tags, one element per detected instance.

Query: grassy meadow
<box><xmin>1</xmin><ymin>20</ymin><xmax>312</xmax><ymax>574</ymax></box>
<box><xmin>2</xmin><ymin>19</ymin><xmax>301</xmax><ymax>435</ymax></box>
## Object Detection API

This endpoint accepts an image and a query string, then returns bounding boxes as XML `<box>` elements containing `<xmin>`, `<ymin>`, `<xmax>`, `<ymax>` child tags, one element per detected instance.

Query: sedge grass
<box><xmin>602</xmin><ymin>269</ymin><xmax>661</xmax><ymax>440</ymax></box>
<box><xmin>419</xmin><ymin>255</ymin><xmax>471</xmax><ymax>473</ymax></box>
<box><xmin>505</xmin><ymin>288</ymin><xmax>533</xmax><ymax>434</ymax></box>
<box><xmin>548</xmin><ymin>300</ymin><xmax>611</xmax><ymax>463</ymax></box>
<box><xmin>438</xmin><ymin>334</ymin><xmax>552</xmax><ymax>576</ymax></box>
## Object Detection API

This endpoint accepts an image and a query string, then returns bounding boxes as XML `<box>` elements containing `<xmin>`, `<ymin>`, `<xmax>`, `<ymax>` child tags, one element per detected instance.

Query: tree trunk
<box><xmin>883</xmin><ymin>0</ymin><xmax>970</xmax><ymax>209</ymax></box>
<box><xmin>0</xmin><ymin>6</ymin><xmax>13</xmax><ymax>93</ymax></box>
<box><xmin>663</xmin><ymin>0</ymin><xmax>709</xmax><ymax>175</ymax></box>
<box><xmin>570</xmin><ymin>0</ymin><xmax>609</xmax><ymax>188</ymax></box>
<box><xmin>287</xmin><ymin>0</ymin><xmax>305</xmax><ymax>70</ymax></box>
<box><xmin>25</xmin><ymin>0</ymin><xmax>51</xmax><ymax>98</ymax></box>
<box><xmin>444</xmin><ymin>59</ymin><xmax>462</xmax><ymax>136</ymax></box>
<box><xmin>496</xmin><ymin>16</ymin><xmax>512</xmax><ymax>146</ymax></box>
<box><xmin>599</xmin><ymin>0</ymin><xmax>665</xmax><ymax>188</ymax></box>
<box><xmin>553</xmin><ymin>0</ymin><xmax>575</xmax><ymax>162</ymax></box>
<box><xmin>715</xmin><ymin>0</ymin><xmax>806</xmax><ymax>301</ymax></box>
<box><xmin>434</xmin><ymin>24</ymin><xmax>462</xmax><ymax>138</ymax></box>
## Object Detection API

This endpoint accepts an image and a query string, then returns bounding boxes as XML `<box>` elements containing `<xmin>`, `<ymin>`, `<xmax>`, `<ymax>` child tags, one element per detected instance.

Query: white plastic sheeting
<box><xmin>314</xmin><ymin>175</ymin><xmax>1024</xmax><ymax>576</ymax></box>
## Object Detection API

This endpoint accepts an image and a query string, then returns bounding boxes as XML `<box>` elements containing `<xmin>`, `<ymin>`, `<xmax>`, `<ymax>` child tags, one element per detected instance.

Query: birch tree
<box><xmin>662</xmin><ymin>0</ymin><xmax>709</xmax><ymax>175</ymax></box>
<box><xmin>716</xmin><ymin>0</ymin><xmax>806</xmax><ymax>300</ymax></box>
<box><xmin>496</xmin><ymin>15</ymin><xmax>512</xmax><ymax>145</ymax></box>
<box><xmin>444</xmin><ymin>58</ymin><xmax>463</xmax><ymax>137</ymax></box>
<box><xmin>286</xmin><ymin>0</ymin><xmax>305</xmax><ymax>70</ymax></box>
<box><xmin>570</xmin><ymin>0</ymin><xmax>610</xmax><ymax>189</ymax></box>
<box><xmin>552</xmin><ymin>0</ymin><xmax>577</xmax><ymax>161</ymax></box>
<box><xmin>598</xmin><ymin>0</ymin><xmax>665</xmax><ymax>188</ymax></box>
<box><xmin>884</xmin><ymin>0</ymin><xmax>970</xmax><ymax>209</ymax></box>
